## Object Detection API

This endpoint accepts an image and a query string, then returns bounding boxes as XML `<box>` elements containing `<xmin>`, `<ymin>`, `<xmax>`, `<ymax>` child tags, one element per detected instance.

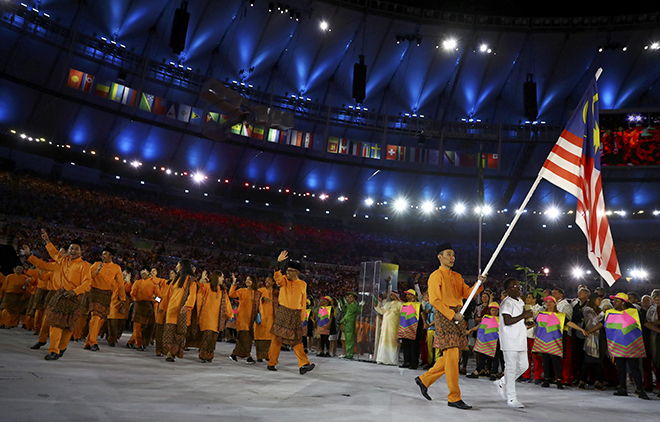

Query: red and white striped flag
<box><xmin>538</xmin><ymin>77</ymin><xmax>621</xmax><ymax>285</ymax></box>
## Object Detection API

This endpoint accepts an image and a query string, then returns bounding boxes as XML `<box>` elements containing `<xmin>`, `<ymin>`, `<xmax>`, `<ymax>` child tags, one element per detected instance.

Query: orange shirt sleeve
<box><xmin>72</xmin><ymin>262</ymin><xmax>92</xmax><ymax>295</ymax></box>
<box><xmin>228</xmin><ymin>283</ymin><xmax>238</xmax><ymax>298</ymax></box>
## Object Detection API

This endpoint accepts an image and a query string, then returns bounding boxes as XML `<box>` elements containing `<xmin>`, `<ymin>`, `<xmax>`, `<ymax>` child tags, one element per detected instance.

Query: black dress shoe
<box><xmin>299</xmin><ymin>363</ymin><xmax>315</xmax><ymax>375</ymax></box>
<box><xmin>415</xmin><ymin>376</ymin><xmax>432</xmax><ymax>401</ymax></box>
<box><xmin>30</xmin><ymin>342</ymin><xmax>46</xmax><ymax>350</ymax></box>
<box><xmin>613</xmin><ymin>389</ymin><xmax>628</xmax><ymax>396</ymax></box>
<box><xmin>399</xmin><ymin>363</ymin><xmax>410</xmax><ymax>368</ymax></box>
<box><xmin>126</xmin><ymin>343</ymin><xmax>136</xmax><ymax>349</ymax></box>
<box><xmin>165</xmin><ymin>357</ymin><xmax>175</xmax><ymax>362</ymax></box>
<box><xmin>638</xmin><ymin>391</ymin><xmax>650</xmax><ymax>400</ymax></box>
<box><xmin>108</xmin><ymin>342</ymin><xmax>116</xmax><ymax>347</ymax></box>
<box><xmin>267</xmin><ymin>365</ymin><xmax>278</xmax><ymax>371</ymax></box>
<box><xmin>83</xmin><ymin>344</ymin><xmax>91</xmax><ymax>350</ymax></box>
<box><xmin>90</xmin><ymin>344</ymin><xmax>100</xmax><ymax>351</ymax></box>
<box><xmin>448</xmin><ymin>400</ymin><xmax>472</xmax><ymax>410</ymax></box>
<box><xmin>58</xmin><ymin>348</ymin><xmax>66</xmax><ymax>357</ymax></box>
<box><xmin>466</xmin><ymin>371</ymin><xmax>479</xmax><ymax>379</ymax></box>
<box><xmin>44</xmin><ymin>352</ymin><xmax>60</xmax><ymax>361</ymax></box>
<box><xmin>137</xmin><ymin>346</ymin><xmax>146</xmax><ymax>351</ymax></box>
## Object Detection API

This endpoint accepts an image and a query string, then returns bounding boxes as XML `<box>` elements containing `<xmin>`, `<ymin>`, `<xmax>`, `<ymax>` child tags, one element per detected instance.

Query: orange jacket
<box><xmin>46</xmin><ymin>243</ymin><xmax>92</xmax><ymax>295</ymax></box>
<box><xmin>427</xmin><ymin>266</ymin><xmax>483</xmax><ymax>320</ymax></box>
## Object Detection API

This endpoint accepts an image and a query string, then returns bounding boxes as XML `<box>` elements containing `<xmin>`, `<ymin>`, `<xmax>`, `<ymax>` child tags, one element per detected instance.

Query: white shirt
<box><xmin>499</xmin><ymin>296</ymin><xmax>527</xmax><ymax>351</ymax></box>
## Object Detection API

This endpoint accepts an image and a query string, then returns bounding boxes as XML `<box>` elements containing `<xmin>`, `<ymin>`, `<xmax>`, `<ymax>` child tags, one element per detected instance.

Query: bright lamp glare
<box><xmin>546</xmin><ymin>207</ymin><xmax>560</xmax><ymax>219</ymax></box>
<box><xmin>443</xmin><ymin>38</ymin><xmax>457</xmax><ymax>51</ymax></box>
<box><xmin>421</xmin><ymin>200</ymin><xmax>434</xmax><ymax>214</ymax></box>
<box><xmin>572</xmin><ymin>268</ymin><xmax>584</xmax><ymax>278</ymax></box>
<box><xmin>479</xmin><ymin>44</ymin><xmax>488</xmax><ymax>52</ymax></box>
<box><xmin>193</xmin><ymin>172</ymin><xmax>205</xmax><ymax>182</ymax></box>
<box><xmin>319</xmin><ymin>193</ymin><xmax>328</xmax><ymax>200</ymax></box>
<box><xmin>364</xmin><ymin>198</ymin><xmax>374</xmax><ymax>206</ymax></box>
<box><xmin>320</xmin><ymin>21</ymin><xmax>328</xmax><ymax>30</ymax></box>
<box><xmin>454</xmin><ymin>203</ymin><xmax>466</xmax><ymax>215</ymax></box>
<box><xmin>631</xmin><ymin>269</ymin><xmax>648</xmax><ymax>279</ymax></box>
<box><xmin>131</xmin><ymin>160</ymin><xmax>140</xmax><ymax>168</ymax></box>
<box><xmin>393</xmin><ymin>198</ymin><xmax>408</xmax><ymax>212</ymax></box>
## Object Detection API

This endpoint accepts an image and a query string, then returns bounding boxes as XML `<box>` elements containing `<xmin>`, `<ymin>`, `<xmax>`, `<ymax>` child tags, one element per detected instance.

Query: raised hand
<box><xmin>22</xmin><ymin>245</ymin><xmax>31</xmax><ymax>255</ymax></box>
<box><xmin>277</xmin><ymin>250</ymin><xmax>289</xmax><ymax>262</ymax></box>
<box><xmin>40</xmin><ymin>229</ymin><xmax>50</xmax><ymax>244</ymax></box>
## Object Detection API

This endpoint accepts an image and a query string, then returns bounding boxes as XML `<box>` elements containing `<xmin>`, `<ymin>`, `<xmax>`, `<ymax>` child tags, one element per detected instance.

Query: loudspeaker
<box><xmin>352</xmin><ymin>55</ymin><xmax>367</xmax><ymax>104</ymax></box>
<box><xmin>169</xmin><ymin>1</ymin><xmax>190</xmax><ymax>55</ymax></box>
<box><xmin>523</xmin><ymin>73</ymin><xmax>538</xmax><ymax>121</ymax></box>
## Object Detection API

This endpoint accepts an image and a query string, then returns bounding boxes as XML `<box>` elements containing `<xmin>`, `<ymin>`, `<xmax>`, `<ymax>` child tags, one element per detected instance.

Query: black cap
<box><xmin>287</xmin><ymin>260</ymin><xmax>303</xmax><ymax>271</ymax></box>
<box><xmin>103</xmin><ymin>246</ymin><xmax>116</xmax><ymax>256</ymax></box>
<box><xmin>436</xmin><ymin>242</ymin><xmax>452</xmax><ymax>255</ymax></box>
<box><xmin>70</xmin><ymin>238</ymin><xmax>83</xmax><ymax>248</ymax></box>
<box><xmin>346</xmin><ymin>291</ymin><xmax>358</xmax><ymax>298</ymax></box>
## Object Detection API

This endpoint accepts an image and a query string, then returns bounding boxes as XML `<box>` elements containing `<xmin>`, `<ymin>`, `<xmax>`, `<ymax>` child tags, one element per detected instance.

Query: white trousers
<box><xmin>501</xmin><ymin>350</ymin><xmax>529</xmax><ymax>401</ymax></box>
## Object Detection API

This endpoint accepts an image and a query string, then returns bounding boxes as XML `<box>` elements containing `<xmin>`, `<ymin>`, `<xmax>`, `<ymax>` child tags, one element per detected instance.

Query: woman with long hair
<box><xmin>229</xmin><ymin>274</ymin><xmax>262</xmax><ymax>364</ymax></box>
<box><xmin>254</xmin><ymin>276</ymin><xmax>276</xmax><ymax>362</ymax></box>
<box><xmin>162</xmin><ymin>259</ymin><xmax>197</xmax><ymax>362</ymax></box>
<box><xmin>578</xmin><ymin>292</ymin><xmax>605</xmax><ymax>390</ymax></box>
<box><xmin>196</xmin><ymin>270</ymin><xmax>234</xmax><ymax>362</ymax></box>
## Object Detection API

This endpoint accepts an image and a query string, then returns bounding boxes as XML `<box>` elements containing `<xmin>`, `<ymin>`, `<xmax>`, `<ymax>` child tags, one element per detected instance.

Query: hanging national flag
<box><xmin>166</xmin><ymin>104</ymin><xmax>177</xmax><ymax>119</ymax></box>
<box><xmin>230</xmin><ymin>122</ymin><xmax>242</xmax><ymax>135</ymax></box>
<box><xmin>252</xmin><ymin>126</ymin><xmax>265</xmax><ymax>140</ymax></box>
<box><xmin>427</xmin><ymin>149</ymin><xmax>440</xmax><ymax>165</ymax></box>
<box><xmin>303</xmin><ymin>133</ymin><xmax>313</xmax><ymax>148</ymax></box>
<box><xmin>94</xmin><ymin>81</ymin><xmax>111</xmax><ymax>99</ymax></box>
<box><xmin>370</xmin><ymin>143</ymin><xmax>381</xmax><ymax>159</ymax></box>
<box><xmin>268</xmin><ymin>128</ymin><xmax>280</xmax><ymax>143</ymax></box>
<box><xmin>178</xmin><ymin>104</ymin><xmax>192</xmax><ymax>122</ymax></box>
<box><xmin>339</xmin><ymin>138</ymin><xmax>349</xmax><ymax>154</ymax></box>
<box><xmin>67</xmin><ymin>69</ymin><xmax>84</xmax><ymax>89</ymax></box>
<box><xmin>206</xmin><ymin>112</ymin><xmax>219</xmax><ymax>123</ymax></box>
<box><xmin>459</xmin><ymin>152</ymin><xmax>477</xmax><ymax>167</ymax></box>
<box><xmin>349</xmin><ymin>140</ymin><xmax>360</xmax><ymax>155</ymax></box>
<box><xmin>397</xmin><ymin>146</ymin><xmax>406</xmax><ymax>161</ymax></box>
<box><xmin>538</xmin><ymin>76</ymin><xmax>621</xmax><ymax>285</ymax></box>
<box><xmin>138</xmin><ymin>92</ymin><xmax>154</xmax><ymax>111</ymax></box>
<box><xmin>121</xmin><ymin>87</ymin><xmax>137</xmax><ymax>107</ymax></box>
<box><xmin>242</xmin><ymin>122</ymin><xmax>252</xmax><ymax>137</ymax></box>
<box><xmin>386</xmin><ymin>145</ymin><xmax>397</xmax><ymax>160</ymax></box>
<box><xmin>362</xmin><ymin>142</ymin><xmax>371</xmax><ymax>157</ymax></box>
<box><xmin>109</xmin><ymin>82</ymin><xmax>125</xmax><ymax>102</ymax></box>
<box><xmin>289</xmin><ymin>130</ymin><xmax>303</xmax><ymax>147</ymax></box>
<box><xmin>327</xmin><ymin>137</ymin><xmax>339</xmax><ymax>153</ymax></box>
<box><xmin>480</xmin><ymin>153</ymin><xmax>499</xmax><ymax>169</ymax></box>
<box><xmin>443</xmin><ymin>151</ymin><xmax>458</xmax><ymax>166</ymax></box>
<box><xmin>68</xmin><ymin>69</ymin><xmax>94</xmax><ymax>92</ymax></box>
<box><xmin>190</xmin><ymin>107</ymin><xmax>203</xmax><ymax>125</ymax></box>
<box><xmin>153</xmin><ymin>97</ymin><xmax>168</xmax><ymax>115</ymax></box>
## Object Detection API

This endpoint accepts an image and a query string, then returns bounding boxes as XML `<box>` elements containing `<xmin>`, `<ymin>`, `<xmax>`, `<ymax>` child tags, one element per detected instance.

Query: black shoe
<box><xmin>299</xmin><ymin>363</ymin><xmax>315</xmax><ymax>375</ymax></box>
<box><xmin>399</xmin><ymin>363</ymin><xmax>410</xmax><ymax>368</ymax></box>
<box><xmin>557</xmin><ymin>382</ymin><xmax>564</xmax><ymax>390</ymax></box>
<box><xmin>229</xmin><ymin>355</ymin><xmax>238</xmax><ymax>362</ymax></box>
<box><xmin>90</xmin><ymin>344</ymin><xmax>100</xmax><ymax>351</ymax></box>
<box><xmin>30</xmin><ymin>342</ymin><xmax>46</xmax><ymax>350</ymax></box>
<box><xmin>44</xmin><ymin>352</ymin><xmax>60</xmax><ymax>361</ymax></box>
<box><xmin>201</xmin><ymin>359</ymin><xmax>210</xmax><ymax>363</ymax></box>
<box><xmin>267</xmin><ymin>365</ymin><xmax>278</xmax><ymax>371</ymax></box>
<box><xmin>137</xmin><ymin>346</ymin><xmax>146</xmax><ymax>352</ymax></box>
<box><xmin>447</xmin><ymin>400</ymin><xmax>472</xmax><ymax>410</ymax></box>
<box><xmin>466</xmin><ymin>371</ymin><xmax>479</xmax><ymax>379</ymax></box>
<box><xmin>489</xmin><ymin>375</ymin><xmax>497</xmax><ymax>381</ymax></box>
<box><xmin>108</xmin><ymin>342</ymin><xmax>116</xmax><ymax>347</ymax></box>
<box><xmin>165</xmin><ymin>357</ymin><xmax>175</xmax><ymax>362</ymax></box>
<box><xmin>246</xmin><ymin>357</ymin><xmax>255</xmax><ymax>364</ymax></box>
<box><xmin>257</xmin><ymin>359</ymin><xmax>264</xmax><ymax>363</ymax></box>
<box><xmin>83</xmin><ymin>344</ymin><xmax>91</xmax><ymax>350</ymax></box>
<box><xmin>415</xmin><ymin>376</ymin><xmax>432</xmax><ymax>400</ymax></box>
<box><xmin>638</xmin><ymin>391</ymin><xmax>650</xmax><ymax>400</ymax></box>
<box><xmin>126</xmin><ymin>343</ymin><xmax>136</xmax><ymax>349</ymax></box>
<box><xmin>58</xmin><ymin>348</ymin><xmax>66</xmax><ymax>357</ymax></box>
<box><xmin>613</xmin><ymin>389</ymin><xmax>628</xmax><ymax>396</ymax></box>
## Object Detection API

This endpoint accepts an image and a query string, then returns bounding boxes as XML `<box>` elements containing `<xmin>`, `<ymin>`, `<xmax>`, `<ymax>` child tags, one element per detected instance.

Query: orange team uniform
<box><xmin>44</xmin><ymin>242</ymin><xmax>92</xmax><ymax>355</ymax></box>
<box><xmin>268</xmin><ymin>270</ymin><xmax>310</xmax><ymax>368</ymax></box>
<box><xmin>164</xmin><ymin>278</ymin><xmax>197</xmax><ymax>325</ymax></box>
<box><xmin>254</xmin><ymin>287</ymin><xmax>275</xmax><ymax>360</ymax></box>
<box><xmin>32</xmin><ymin>271</ymin><xmax>52</xmax><ymax>333</ymax></box>
<box><xmin>84</xmin><ymin>261</ymin><xmax>125</xmax><ymax>348</ymax></box>
<box><xmin>23</xmin><ymin>268</ymin><xmax>42</xmax><ymax>330</ymax></box>
<box><xmin>130</xmin><ymin>277</ymin><xmax>162</xmax><ymax>348</ymax></box>
<box><xmin>228</xmin><ymin>284</ymin><xmax>257</xmax><ymax>332</ymax></box>
<box><xmin>0</xmin><ymin>273</ymin><xmax>28</xmax><ymax>327</ymax></box>
<box><xmin>107</xmin><ymin>279</ymin><xmax>131</xmax><ymax>345</ymax></box>
<box><xmin>418</xmin><ymin>266</ymin><xmax>482</xmax><ymax>403</ymax></box>
<box><xmin>196</xmin><ymin>284</ymin><xmax>234</xmax><ymax>360</ymax></box>
<box><xmin>28</xmin><ymin>254</ymin><xmax>63</xmax><ymax>343</ymax></box>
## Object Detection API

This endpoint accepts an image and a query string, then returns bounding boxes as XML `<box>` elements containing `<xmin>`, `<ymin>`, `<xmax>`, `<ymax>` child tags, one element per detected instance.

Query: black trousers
<box><xmin>542</xmin><ymin>353</ymin><xmax>563</xmax><ymax>381</ymax></box>
<box><xmin>401</xmin><ymin>338</ymin><xmax>420</xmax><ymax>368</ymax></box>
<box><xmin>320</xmin><ymin>334</ymin><xmax>330</xmax><ymax>352</ymax></box>
<box><xmin>615</xmin><ymin>357</ymin><xmax>643</xmax><ymax>391</ymax></box>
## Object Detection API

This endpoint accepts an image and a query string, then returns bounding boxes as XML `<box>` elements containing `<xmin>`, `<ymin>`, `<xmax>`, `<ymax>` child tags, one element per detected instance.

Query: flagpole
<box><xmin>457</xmin><ymin>173</ymin><xmax>544</xmax><ymax>319</ymax></box>
<box><xmin>457</xmin><ymin>67</ymin><xmax>603</xmax><ymax>318</ymax></box>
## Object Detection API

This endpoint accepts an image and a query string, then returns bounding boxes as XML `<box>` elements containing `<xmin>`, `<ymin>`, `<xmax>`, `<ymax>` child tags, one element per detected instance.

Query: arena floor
<box><xmin>0</xmin><ymin>328</ymin><xmax>656</xmax><ymax>421</ymax></box>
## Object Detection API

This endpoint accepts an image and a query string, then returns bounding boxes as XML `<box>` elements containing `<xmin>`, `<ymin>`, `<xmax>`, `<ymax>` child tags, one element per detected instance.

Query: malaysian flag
<box><xmin>538</xmin><ymin>76</ymin><xmax>621</xmax><ymax>285</ymax></box>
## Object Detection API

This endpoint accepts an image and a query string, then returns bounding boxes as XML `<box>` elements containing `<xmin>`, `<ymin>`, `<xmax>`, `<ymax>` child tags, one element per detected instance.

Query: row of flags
<box><xmin>67</xmin><ymin>68</ymin><xmax>204</xmax><ymax>125</ymax></box>
<box><xmin>443</xmin><ymin>151</ymin><xmax>499</xmax><ymax>169</ymax></box>
<box><xmin>327</xmin><ymin>137</ymin><xmax>381</xmax><ymax>159</ymax></box>
<box><xmin>207</xmin><ymin>113</ymin><xmax>314</xmax><ymax>148</ymax></box>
